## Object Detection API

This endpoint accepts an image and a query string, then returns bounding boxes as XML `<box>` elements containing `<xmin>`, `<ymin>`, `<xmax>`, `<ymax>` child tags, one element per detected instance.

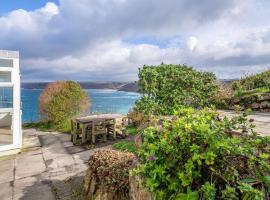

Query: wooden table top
<box><xmin>74</xmin><ymin>114</ymin><xmax>123</xmax><ymax>124</ymax></box>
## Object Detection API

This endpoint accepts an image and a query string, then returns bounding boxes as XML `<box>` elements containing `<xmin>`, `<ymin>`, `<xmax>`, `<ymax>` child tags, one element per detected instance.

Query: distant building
<box><xmin>0</xmin><ymin>50</ymin><xmax>22</xmax><ymax>155</ymax></box>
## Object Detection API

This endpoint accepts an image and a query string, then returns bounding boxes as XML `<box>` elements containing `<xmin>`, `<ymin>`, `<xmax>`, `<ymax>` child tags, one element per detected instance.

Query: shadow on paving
<box><xmin>18</xmin><ymin>174</ymin><xmax>85</xmax><ymax>200</ymax></box>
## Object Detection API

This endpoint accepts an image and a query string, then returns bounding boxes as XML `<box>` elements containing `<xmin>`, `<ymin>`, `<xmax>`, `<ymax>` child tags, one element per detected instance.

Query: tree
<box><xmin>135</xmin><ymin>64</ymin><xmax>218</xmax><ymax>115</ymax></box>
<box><xmin>39</xmin><ymin>80</ymin><xmax>90</xmax><ymax>131</ymax></box>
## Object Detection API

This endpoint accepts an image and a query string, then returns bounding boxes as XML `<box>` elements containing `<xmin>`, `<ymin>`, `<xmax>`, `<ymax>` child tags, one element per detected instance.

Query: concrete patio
<box><xmin>0</xmin><ymin>129</ymin><xmax>111</xmax><ymax>200</ymax></box>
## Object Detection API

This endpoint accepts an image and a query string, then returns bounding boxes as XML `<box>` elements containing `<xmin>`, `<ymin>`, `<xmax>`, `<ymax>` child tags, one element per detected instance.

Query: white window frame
<box><xmin>0</xmin><ymin>51</ymin><xmax>22</xmax><ymax>152</ymax></box>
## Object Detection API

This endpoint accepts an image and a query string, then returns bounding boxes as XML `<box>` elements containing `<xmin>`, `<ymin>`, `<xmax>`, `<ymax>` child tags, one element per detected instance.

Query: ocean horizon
<box><xmin>21</xmin><ymin>88</ymin><xmax>140</xmax><ymax>123</ymax></box>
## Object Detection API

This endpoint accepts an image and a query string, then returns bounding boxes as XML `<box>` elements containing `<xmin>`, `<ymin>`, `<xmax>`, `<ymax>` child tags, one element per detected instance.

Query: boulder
<box><xmin>260</xmin><ymin>101</ymin><xmax>270</xmax><ymax>109</ymax></box>
<box><xmin>258</xmin><ymin>93</ymin><xmax>270</xmax><ymax>101</ymax></box>
<box><xmin>250</xmin><ymin>102</ymin><xmax>260</xmax><ymax>109</ymax></box>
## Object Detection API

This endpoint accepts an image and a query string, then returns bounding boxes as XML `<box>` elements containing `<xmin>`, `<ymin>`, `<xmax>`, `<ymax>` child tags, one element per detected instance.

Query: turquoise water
<box><xmin>21</xmin><ymin>89</ymin><xmax>140</xmax><ymax>123</ymax></box>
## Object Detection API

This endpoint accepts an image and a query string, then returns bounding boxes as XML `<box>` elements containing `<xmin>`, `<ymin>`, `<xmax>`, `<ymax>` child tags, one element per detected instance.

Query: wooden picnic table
<box><xmin>71</xmin><ymin>114</ymin><xmax>123</xmax><ymax>144</ymax></box>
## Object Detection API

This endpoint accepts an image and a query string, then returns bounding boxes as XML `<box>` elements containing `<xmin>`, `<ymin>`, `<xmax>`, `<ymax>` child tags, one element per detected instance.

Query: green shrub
<box><xmin>231</xmin><ymin>70</ymin><xmax>270</xmax><ymax>91</ymax></box>
<box><xmin>127</xmin><ymin>110</ymin><xmax>146</xmax><ymax>126</ymax></box>
<box><xmin>112</xmin><ymin>141</ymin><xmax>137</xmax><ymax>153</ymax></box>
<box><xmin>135</xmin><ymin>64</ymin><xmax>218</xmax><ymax>115</ymax></box>
<box><xmin>234</xmin><ymin>87</ymin><xmax>270</xmax><ymax>98</ymax></box>
<box><xmin>137</xmin><ymin>107</ymin><xmax>270</xmax><ymax>199</ymax></box>
<box><xmin>126</xmin><ymin>124</ymin><xmax>138</xmax><ymax>135</ymax></box>
<box><xmin>39</xmin><ymin>81</ymin><xmax>90</xmax><ymax>132</ymax></box>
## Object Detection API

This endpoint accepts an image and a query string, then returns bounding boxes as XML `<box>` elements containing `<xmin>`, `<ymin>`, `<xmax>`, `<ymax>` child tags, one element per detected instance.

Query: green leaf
<box><xmin>176</xmin><ymin>190</ymin><xmax>199</xmax><ymax>200</ymax></box>
<box><xmin>240</xmin><ymin>178</ymin><xmax>257</xmax><ymax>184</ymax></box>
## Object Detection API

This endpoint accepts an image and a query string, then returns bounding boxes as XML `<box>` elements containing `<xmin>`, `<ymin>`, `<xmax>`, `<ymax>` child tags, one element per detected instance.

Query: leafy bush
<box><xmin>125</xmin><ymin>124</ymin><xmax>138</xmax><ymax>135</ymax></box>
<box><xmin>89</xmin><ymin>150</ymin><xmax>135</xmax><ymax>193</ymax></box>
<box><xmin>127</xmin><ymin>109</ymin><xmax>146</xmax><ymax>126</ymax></box>
<box><xmin>135</xmin><ymin>64</ymin><xmax>218</xmax><ymax>115</ymax></box>
<box><xmin>137</xmin><ymin>107</ymin><xmax>270</xmax><ymax>199</ymax></box>
<box><xmin>112</xmin><ymin>141</ymin><xmax>137</xmax><ymax>153</ymax></box>
<box><xmin>39</xmin><ymin>81</ymin><xmax>90</xmax><ymax>131</ymax></box>
<box><xmin>234</xmin><ymin>87</ymin><xmax>270</xmax><ymax>98</ymax></box>
<box><xmin>232</xmin><ymin>70</ymin><xmax>270</xmax><ymax>91</ymax></box>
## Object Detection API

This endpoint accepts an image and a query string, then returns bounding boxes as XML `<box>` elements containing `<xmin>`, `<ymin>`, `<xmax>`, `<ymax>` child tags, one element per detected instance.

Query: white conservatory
<box><xmin>0</xmin><ymin>50</ymin><xmax>22</xmax><ymax>154</ymax></box>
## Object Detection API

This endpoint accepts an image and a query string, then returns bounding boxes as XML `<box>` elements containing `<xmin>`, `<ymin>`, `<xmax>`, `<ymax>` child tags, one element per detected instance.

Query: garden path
<box><xmin>219</xmin><ymin>110</ymin><xmax>270</xmax><ymax>136</ymax></box>
<box><xmin>0</xmin><ymin>129</ymin><xmax>111</xmax><ymax>200</ymax></box>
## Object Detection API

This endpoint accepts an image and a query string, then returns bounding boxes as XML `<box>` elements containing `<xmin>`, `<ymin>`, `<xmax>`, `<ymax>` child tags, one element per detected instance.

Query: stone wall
<box><xmin>231</xmin><ymin>92</ymin><xmax>270</xmax><ymax>111</ymax></box>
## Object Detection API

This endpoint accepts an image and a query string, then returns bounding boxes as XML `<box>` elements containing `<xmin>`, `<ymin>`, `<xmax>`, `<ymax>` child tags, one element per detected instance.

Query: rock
<box><xmin>232</xmin><ymin>98</ymin><xmax>240</xmax><ymax>104</ymax></box>
<box><xmin>134</xmin><ymin>135</ymin><xmax>143</xmax><ymax>148</ymax></box>
<box><xmin>250</xmin><ymin>102</ymin><xmax>260</xmax><ymax>109</ymax></box>
<box><xmin>129</xmin><ymin>175</ymin><xmax>152</xmax><ymax>200</ymax></box>
<box><xmin>260</xmin><ymin>101</ymin><xmax>270</xmax><ymax>109</ymax></box>
<box><xmin>258</xmin><ymin>93</ymin><xmax>270</xmax><ymax>101</ymax></box>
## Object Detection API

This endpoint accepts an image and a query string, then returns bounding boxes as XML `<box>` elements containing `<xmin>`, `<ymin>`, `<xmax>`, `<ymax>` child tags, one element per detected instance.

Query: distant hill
<box><xmin>21</xmin><ymin>82</ymin><xmax>139</xmax><ymax>92</ymax></box>
<box><xmin>219</xmin><ymin>79</ymin><xmax>238</xmax><ymax>84</ymax></box>
<box><xmin>118</xmin><ymin>82</ymin><xmax>139</xmax><ymax>92</ymax></box>
<box><xmin>21</xmin><ymin>79</ymin><xmax>235</xmax><ymax>93</ymax></box>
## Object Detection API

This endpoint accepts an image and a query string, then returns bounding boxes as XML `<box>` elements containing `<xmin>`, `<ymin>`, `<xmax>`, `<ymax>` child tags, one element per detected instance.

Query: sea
<box><xmin>21</xmin><ymin>89</ymin><xmax>140</xmax><ymax>123</ymax></box>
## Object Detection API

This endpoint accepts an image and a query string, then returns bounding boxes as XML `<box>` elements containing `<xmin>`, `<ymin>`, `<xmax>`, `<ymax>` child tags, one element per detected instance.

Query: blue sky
<box><xmin>0</xmin><ymin>0</ymin><xmax>270</xmax><ymax>82</ymax></box>
<box><xmin>0</xmin><ymin>0</ymin><xmax>58</xmax><ymax>15</ymax></box>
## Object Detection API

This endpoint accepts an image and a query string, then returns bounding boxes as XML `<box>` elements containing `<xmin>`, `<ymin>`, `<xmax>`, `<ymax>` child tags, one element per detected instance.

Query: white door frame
<box><xmin>0</xmin><ymin>51</ymin><xmax>22</xmax><ymax>152</ymax></box>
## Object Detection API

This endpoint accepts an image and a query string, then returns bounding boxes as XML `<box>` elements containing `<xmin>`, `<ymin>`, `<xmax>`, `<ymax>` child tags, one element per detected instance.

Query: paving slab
<box><xmin>62</xmin><ymin>141</ymin><xmax>73</xmax><ymax>148</ymax></box>
<box><xmin>0</xmin><ymin>182</ymin><xmax>13</xmax><ymax>200</ymax></box>
<box><xmin>45</xmin><ymin>155</ymin><xmax>75</xmax><ymax>169</ymax></box>
<box><xmin>15</xmin><ymin>154</ymin><xmax>46</xmax><ymax>179</ymax></box>
<box><xmin>0</xmin><ymin>130</ymin><xmax>93</xmax><ymax>200</ymax></box>
<box><xmin>39</xmin><ymin>134</ymin><xmax>59</xmax><ymax>147</ymax></box>
<box><xmin>55</xmin><ymin>134</ymin><xmax>71</xmax><ymax>143</ymax></box>
<box><xmin>66</xmin><ymin>145</ymin><xmax>86</xmax><ymax>154</ymax></box>
<box><xmin>41</xmin><ymin>164</ymin><xmax>88</xmax><ymax>182</ymax></box>
<box><xmin>13</xmin><ymin>177</ymin><xmax>55</xmax><ymax>200</ymax></box>
<box><xmin>72</xmin><ymin>150</ymin><xmax>92</xmax><ymax>164</ymax></box>
<box><xmin>19</xmin><ymin>149</ymin><xmax>42</xmax><ymax>157</ymax></box>
<box><xmin>0</xmin><ymin>158</ymin><xmax>14</xmax><ymax>184</ymax></box>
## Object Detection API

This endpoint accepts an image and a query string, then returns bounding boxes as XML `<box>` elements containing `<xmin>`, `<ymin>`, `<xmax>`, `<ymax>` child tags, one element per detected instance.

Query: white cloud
<box><xmin>1</xmin><ymin>0</ymin><xmax>270</xmax><ymax>81</ymax></box>
<box><xmin>186</xmin><ymin>37</ymin><xmax>199</xmax><ymax>52</ymax></box>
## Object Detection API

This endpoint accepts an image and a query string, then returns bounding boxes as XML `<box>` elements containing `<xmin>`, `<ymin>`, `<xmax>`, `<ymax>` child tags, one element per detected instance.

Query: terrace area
<box><xmin>0</xmin><ymin>111</ymin><xmax>269</xmax><ymax>200</ymax></box>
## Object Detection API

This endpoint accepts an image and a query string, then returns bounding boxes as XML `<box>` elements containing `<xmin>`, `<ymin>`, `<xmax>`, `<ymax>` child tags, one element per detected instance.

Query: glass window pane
<box><xmin>0</xmin><ymin>112</ymin><xmax>12</xmax><ymax>146</ymax></box>
<box><xmin>0</xmin><ymin>87</ymin><xmax>13</xmax><ymax>108</ymax></box>
<box><xmin>0</xmin><ymin>72</ymin><xmax>11</xmax><ymax>82</ymax></box>
<box><xmin>0</xmin><ymin>59</ymin><xmax>13</xmax><ymax>68</ymax></box>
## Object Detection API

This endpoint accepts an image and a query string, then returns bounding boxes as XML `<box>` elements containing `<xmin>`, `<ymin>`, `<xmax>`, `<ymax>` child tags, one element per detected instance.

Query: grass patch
<box><xmin>126</xmin><ymin>124</ymin><xmax>138</xmax><ymax>135</ymax></box>
<box><xmin>112</xmin><ymin>141</ymin><xmax>137</xmax><ymax>153</ymax></box>
<box><xmin>234</xmin><ymin>87</ymin><xmax>270</xmax><ymax>98</ymax></box>
<box><xmin>23</xmin><ymin>121</ymin><xmax>54</xmax><ymax>131</ymax></box>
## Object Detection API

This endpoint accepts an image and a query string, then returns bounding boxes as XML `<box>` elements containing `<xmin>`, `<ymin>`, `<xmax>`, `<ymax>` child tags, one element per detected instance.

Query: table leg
<box><xmin>82</xmin><ymin>124</ymin><xmax>86</xmax><ymax>144</ymax></box>
<box><xmin>70</xmin><ymin>120</ymin><xmax>74</xmax><ymax>142</ymax></box>
<box><xmin>92</xmin><ymin>121</ymin><xmax>95</xmax><ymax>144</ymax></box>
<box><xmin>113</xmin><ymin>119</ymin><xmax>116</xmax><ymax>140</ymax></box>
<box><xmin>72</xmin><ymin>121</ymin><xmax>77</xmax><ymax>144</ymax></box>
<box><xmin>103</xmin><ymin>128</ymin><xmax>107</xmax><ymax>142</ymax></box>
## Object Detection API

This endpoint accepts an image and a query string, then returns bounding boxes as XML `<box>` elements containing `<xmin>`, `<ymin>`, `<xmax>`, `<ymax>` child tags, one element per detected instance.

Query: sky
<box><xmin>1</xmin><ymin>0</ymin><xmax>270</xmax><ymax>82</ymax></box>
